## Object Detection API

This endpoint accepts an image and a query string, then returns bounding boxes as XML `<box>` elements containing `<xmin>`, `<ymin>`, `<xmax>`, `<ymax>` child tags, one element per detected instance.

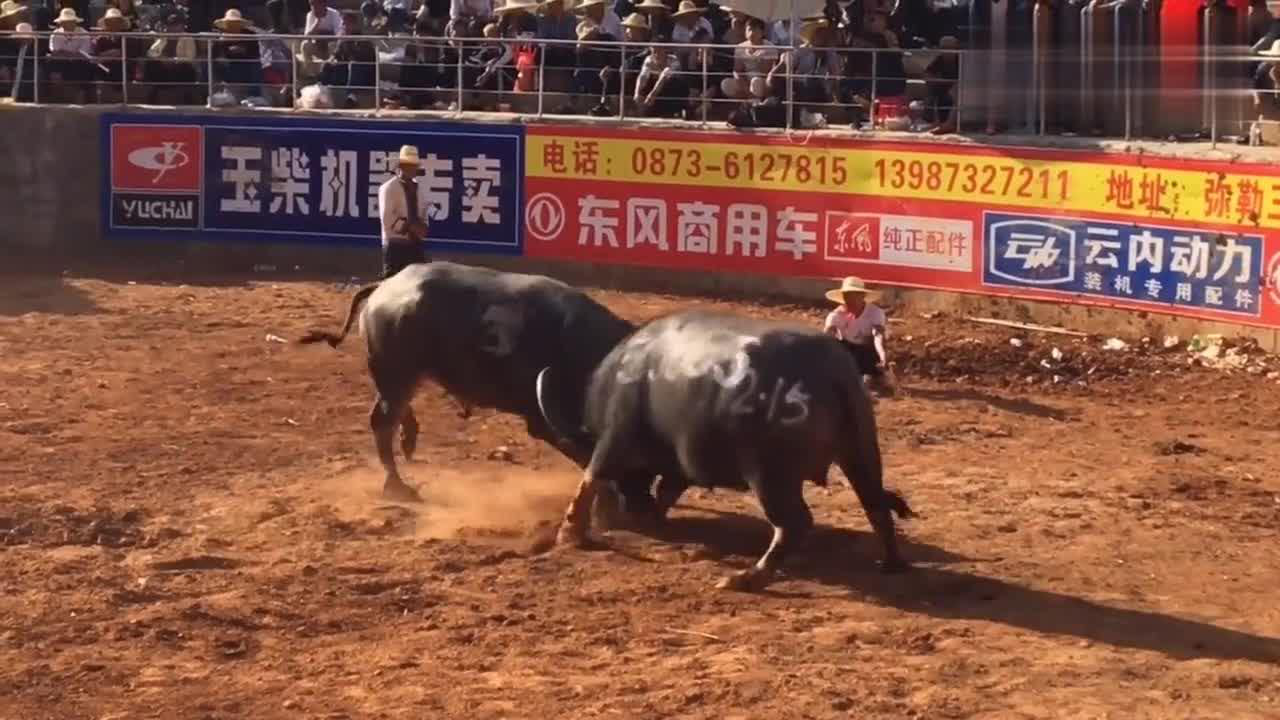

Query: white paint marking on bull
<box><xmin>480</xmin><ymin>304</ymin><xmax>524</xmax><ymax>357</ymax></box>
<box><xmin>526</xmin><ymin>192</ymin><xmax>566</xmax><ymax>242</ymax></box>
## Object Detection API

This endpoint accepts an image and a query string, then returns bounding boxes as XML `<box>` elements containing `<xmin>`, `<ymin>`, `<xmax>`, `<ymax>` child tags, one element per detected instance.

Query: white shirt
<box><xmin>305</xmin><ymin>7</ymin><xmax>345</xmax><ymax>35</ymax></box>
<box><xmin>50</xmin><ymin>28</ymin><xmax>92</xmax><ymax>55</ymax></box>
<box><xmin>378</xmin><ymin>175</ymin><xmax>431</xmax><ymax>247</ymax></box>
<box><xmin>450</xmin><ymin>0</ymin><xmax>492</xmax><ymax>20</ymax></box>
<box><xmin>823</xmin><ymin>303</ymin><xmax>887</xmax><ymax>345</ymax></box>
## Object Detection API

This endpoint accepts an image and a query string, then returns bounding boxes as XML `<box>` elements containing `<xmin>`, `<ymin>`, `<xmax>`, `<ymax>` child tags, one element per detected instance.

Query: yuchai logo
<box><xmin>120</xmin><ymin>197</ymin><xmax>195</xmax><ymax>221</ymax></box>
<box><xmin>525</xmin><ymin>192</ymin><xmax>565</xmax><ymax>242</ymax></box>
<box><xmin>127</xmin><ymin>142</ymin><xmax>190</xmax><ymax>184</ymax></box>
<box><xmin>111</xmin><ymin>124</ymin><xmax>202</xmax><ymax>192</ymax></box>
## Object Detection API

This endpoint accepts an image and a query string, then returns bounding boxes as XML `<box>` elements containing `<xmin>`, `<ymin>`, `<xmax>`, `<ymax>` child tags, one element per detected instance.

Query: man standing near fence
<box><xmin>377</xmin><ymin>144</ymin><xmax>432</xmax><ymax>279</ymax></box>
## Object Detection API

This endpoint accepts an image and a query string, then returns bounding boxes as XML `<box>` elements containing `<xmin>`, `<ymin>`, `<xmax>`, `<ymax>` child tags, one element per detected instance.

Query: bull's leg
<box><xmin>369</xmin><ymin>389</ymin><xmax>422</xmax><ymax>503</ymax></box>
<box><xmin>839</xmin><ymin>459</ymin><xmax>909</xmax><ymax>573</ymax></box>
<box><xmin>718</xmin><ymin>477</ymin><xmax>814</xmax><ymax>592</ymax></box>
<box><xmin>400</xmin><ymin>406</ymin><xmax>420</xmax><ymax>461</ymax></box>
<box><xmin>556</xmin><ymin>468</ymin><xmax>602</xmax><ymax>548</ymax></box>
<box><xmin>653</xmin><ymin>472</ymin><xmax>691</xmax><ymax>520</ymax></box>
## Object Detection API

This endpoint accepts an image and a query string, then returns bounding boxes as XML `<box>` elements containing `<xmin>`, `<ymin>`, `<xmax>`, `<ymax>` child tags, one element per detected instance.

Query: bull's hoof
<box><xmin>554</xmin><ymin>522</ymin><xmax>591</xmax><ymax>549</ymax></box>
<box><xmin>383</xmin><ymin>481</ymin><xmax>424</xmax><ymax>504</ymax></box>
<box><xmin>879</xmin><ymin>557</ymin><xmax>911</xmax><ymax>574</ymax></box>
<box><xmin>715</xmin><ymin>568</ymin><xmax>771</xmax><ymax>593</ymax></box>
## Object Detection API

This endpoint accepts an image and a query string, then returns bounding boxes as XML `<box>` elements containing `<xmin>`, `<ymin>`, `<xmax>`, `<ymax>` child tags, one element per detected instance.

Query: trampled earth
<box><xmin>2</xmin><ymin>267</ymin><xmax>1279</xmax><ymax>719</ymax></box>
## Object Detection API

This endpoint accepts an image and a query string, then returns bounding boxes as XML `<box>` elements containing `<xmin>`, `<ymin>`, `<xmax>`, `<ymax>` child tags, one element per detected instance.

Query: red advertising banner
<box><xmin>524</xmin><ymin>125</ymin><xmax>1280</xmax><ymax>329</ymax></box>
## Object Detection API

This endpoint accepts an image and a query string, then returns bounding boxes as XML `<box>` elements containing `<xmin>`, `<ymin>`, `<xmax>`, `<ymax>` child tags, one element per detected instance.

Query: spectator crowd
<box><xmin>1</xmin><ymin>0</ymin><xmax>1279</xmax><ymax>139</ymax></box>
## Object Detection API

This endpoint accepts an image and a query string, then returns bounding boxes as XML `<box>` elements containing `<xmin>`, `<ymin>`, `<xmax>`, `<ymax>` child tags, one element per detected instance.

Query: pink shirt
<box><xmin>823</xmin><ymin>303</ymin><xmax>887</xmax><ymax>345</ymax></box>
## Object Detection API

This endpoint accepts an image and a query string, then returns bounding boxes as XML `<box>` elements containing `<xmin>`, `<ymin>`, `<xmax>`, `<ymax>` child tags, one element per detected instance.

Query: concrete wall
<box><xmin>2</xmin><ymin>104</ymin><xmax>1277</xmax><ymax>351</ymax></box>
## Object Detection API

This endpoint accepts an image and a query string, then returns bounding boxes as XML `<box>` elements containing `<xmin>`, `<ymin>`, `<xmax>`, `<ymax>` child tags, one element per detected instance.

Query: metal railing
<box><xmin>2</xmin><ymin>27</ymin><xmax>1277</xmax><ymax>144</ymax></box>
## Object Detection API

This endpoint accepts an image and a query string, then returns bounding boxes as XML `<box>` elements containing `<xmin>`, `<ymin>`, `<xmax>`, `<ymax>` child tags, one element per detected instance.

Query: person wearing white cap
<box><xmin>47</xmin><ymin>7</ymin><xmax>94</xmax><ymax>100</ymax></box>
<box><xmin>822</xmin><ymin>276</ymin><xmax>896</xmax><ymax>396</ymax></box>
<box><xmin>377</xmin><ymin>145</ymin><xmax>432</xmax><ymax>278</ymax></box>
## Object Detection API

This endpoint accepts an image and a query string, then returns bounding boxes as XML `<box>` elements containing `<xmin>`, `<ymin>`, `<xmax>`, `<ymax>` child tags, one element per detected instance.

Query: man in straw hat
<box><xmin>47</xmin><ymin>6</ymin><xmax>94</xmax><ymax>101</ymax></box>
<box><xmin>91</xmin><ymin>7</ymin><xmax>131</xmax><ymax>86</ymax></box>
<box><xmin>212</xmin><ymin>8</ymin><xmax>263</xmax><ymax>98</ymax></box>
<box><xmin>823</xmin><ymin>276</ymin><xmax>896</xmax><ymax>397</ymax></box>
<box><xmin>573</xmin><ymin>0</ymin><xmax>620</xmax><ymax>38</ymax></box>
<box><xmin>377</xmin><ymin>145</ymin><xmax>432</xmax><ymax>279</ymax></box>
<box><xmin>1</xmin><ymin>1</ymin><xmax>31</xmax><ymax>87</ymax></box>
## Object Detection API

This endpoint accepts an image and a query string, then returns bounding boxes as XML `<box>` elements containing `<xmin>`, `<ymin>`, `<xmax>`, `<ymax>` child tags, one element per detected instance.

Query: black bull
<box><xmin>536</xmin><ymin>309</ymin><xmax>914</xmax><ymax>591</ymax></box>
<box><xmin>297</xmin><ymin>262</ymin><xmax>658</xmax><ymax>508</ymax></box>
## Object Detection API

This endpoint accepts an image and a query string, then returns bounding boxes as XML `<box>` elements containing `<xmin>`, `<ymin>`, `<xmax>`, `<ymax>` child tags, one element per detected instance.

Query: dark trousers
<box><xmin>382</xmin><ymin>241</ymin><xmax>427</xmax><ymax>279</ymax></box>
<box><xmin>841</xmin><ymin>340</ymin><xmax>884</xmax><ymax>376</ymax></box>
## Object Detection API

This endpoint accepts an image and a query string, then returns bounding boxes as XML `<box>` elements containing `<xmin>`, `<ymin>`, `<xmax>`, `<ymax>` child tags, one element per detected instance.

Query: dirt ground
<box><xmin>3</xmin><ymin>266</ymin><xmax>1280</xmax><ymax>720</ymax></box>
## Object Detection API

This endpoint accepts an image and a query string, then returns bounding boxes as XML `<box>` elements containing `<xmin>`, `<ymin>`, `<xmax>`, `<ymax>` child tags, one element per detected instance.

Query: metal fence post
<box><xmin>455</xmin><ymin>37</ymin><xmax>463</xmax><ymax>115</ymax></box>
<box><xmin>291</xmin><ymin>37</ymin><xmax>298</xmax><ymax>105</ymax></box>
<box><xmin>537</xmin><ymin>40</ymin><xmax>546</xmax><ymax>117</ymax></box>
<box><xmin>121</xmin><ymin>35</ymin><xmax>128</xmax><ymax>104</ymax></box>
<box><xmin>700</xmin><ymin>44</ymin><xmax>708</xmax><ymax>127</ymax></box>
<box><xmin>206</xmin><ymin>39</ymin><xmax>214</xmax><ymax>107</ymax></box>
<box><xmin>617</xmin><ymin>42</ymin><xmax>626</xmax><ymax>119</ymax></box>
<box><xmin>868</xmin><ymin>48</ymin><xmax>877</xmax><ymax>131</ymax></box>
<box><xmin>33</xmin><ymin>33</ymin><xmax>39</xmax><ymax>104</ymax></box>
<box><xmin>954</xmin><ymin>48</ymin><xmax>963</xmax><ymax>133</ymax></box>
<box><xmin>375</xmin><ymin>50</ymin><xmax>381</xmax><ymax>111</ymax></box>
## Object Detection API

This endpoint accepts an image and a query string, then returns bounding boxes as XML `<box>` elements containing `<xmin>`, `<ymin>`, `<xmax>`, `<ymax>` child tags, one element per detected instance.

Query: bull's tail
<box><xmin>297</xmin><ymin>282</ymin><xmax>379</xmax><ymax>348</ymax></box>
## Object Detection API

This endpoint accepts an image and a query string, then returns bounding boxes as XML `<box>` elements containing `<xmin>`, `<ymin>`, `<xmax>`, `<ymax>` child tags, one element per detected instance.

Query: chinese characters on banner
<box><xmin>983</xmin><ymin>212</ymin><xmax>1264</xmax><ymax>317</ymax></box>
<box><xmin>525</xmin><ymin>126</ymin><xmax>1280</xmax><ymax>327</ymax></box>
<box><xmin>103</xmin><ymin>114</ymin><xmax>525</xmax><ymax>255</ymax></box>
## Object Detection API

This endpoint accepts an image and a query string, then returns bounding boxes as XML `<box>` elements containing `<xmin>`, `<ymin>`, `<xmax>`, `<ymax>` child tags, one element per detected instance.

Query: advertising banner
<box><xmin>101</xmin><ymin>113</ymin><xmax>525</xmax><ymax>255</ymax></box>
<box><xmin>525</xmin><ymin>125</ymin><xmax>1280</xmax><ymax>328</ymax></box>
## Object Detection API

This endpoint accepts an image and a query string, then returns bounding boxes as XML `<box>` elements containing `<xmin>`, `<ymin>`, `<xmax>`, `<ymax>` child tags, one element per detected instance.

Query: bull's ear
<box><xmin>536</xmin><ymin>367</ymin><xmax>577</xmax><ymax>444</ymax></box>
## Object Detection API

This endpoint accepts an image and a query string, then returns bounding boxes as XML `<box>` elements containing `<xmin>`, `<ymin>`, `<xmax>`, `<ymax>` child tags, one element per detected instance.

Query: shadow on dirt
<box><xmin>0</xmin><ymin>276</ymin><xmax>101</xmax><ymax>317</ymax></box>
<box><xmin>904</xmin><ymin>386</ymin><xmax>1071</xmax><ymax>420</ymax></box>
<box><xmin>655</xmin><ymin>505</ymin><xmax>1280</xmax><ymax>665</ymax></box>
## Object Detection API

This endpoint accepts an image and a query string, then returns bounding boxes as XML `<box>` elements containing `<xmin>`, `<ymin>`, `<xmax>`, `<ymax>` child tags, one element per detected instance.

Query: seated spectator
<box><xmin>259</xmin><ymin>0</ymin><xmax>293</xmax><ymax>102</ymax></box>
<box><xmin>141</xmin><ymin>12</ymin><xmax>198</xmax><ymax>103</ymax></box>
<box><xmin>212</xmin><ymin>8</ymin><xmax>263</xmax><ymax>98</ymax></box>
<box><xmin>299</xmin><ymin>0</ymin><xmax>344</xmax><ymax>77</ymax></box>
<box><xmin>719</xmin><ymin>14</ymin><xmax>777</xmax><ymax>101</ymax></box>
<box><xmin>393</xmin><ymin>15</ymin><xmax>442</xmax><ymax>109</ymax></box>
<box><xmin>536</xmin><ymin>0</ymin><xmax>576</xmax><ymax>76</ymax></box>
<box><xmin>689</xmin><ymin>0</ymin><xmax>727</xmax><ymax>40</ymax></box>
<box><xmin>840</xmin><ymin>10</ymin><xmax>906</xmax><ymax>118</ymax></box>
<box><xmin>633</xmin><ymin>0</ymin><xmax>671</xmax><ymax>38</ymax></box>
<box><xmin>670</xmin><ymin>0</ymin><xmax>709</xmax><ymax>70</ymax></box>
<box><xmin>924</xmin><ymin>34</ymin><xmax>958</xmax><ymax>134</ymax></box>
<box><xmin>572</xmin><ymin>19</ymin><xmax>615</xmax><ymax>107</ymax></box>
<box><xmin>769</xmin><ymin>15</ymin><xmax>838</xmax><ymax>127</ymax></box>
<box><xmin>322</xmin><ymin>10</ymin><xmax>377</xmax><ymax>106</ymax></box>
<box><xmin>91</xmin><ymin>7</ymin><xmax>130</xmax><ymax>88</ymax></box>
<box><xmin>449</xmin><ymin>0</ymin><xmax>492</xmax><ymax>37</ymax></box>
<box><xmin>574</xmin><ymin>0</ymin><xmax>620</xmax><ymax>39</ymax></box>
<box><xmin>3</xmin><ymin>20</ymin><xmax>37</xmax><ymax>102</ymax></box>
<box><xmin>47</xmin><ymin>7</ymin><xmax>94</xmax><ymax>102</ymax></box>
<box><xmin>1</xmin><ymin>0</ymin><xmax>32</xmax><ymax>87</ymax></box>
<box><xmin>634</xmin><ymin>34</ymin><xmax>687</xmax><ymax>117</ymax></box>
<box><xmin>476</xmin><ymin>0</ymin><xmax>538</xmax><ymax>95</ymax></box>
<box><xmin>721</xmin><ymin>6</ymin><xmax>746</xmax><ymax>43</ymax></box>
<box><xmin>590</xmin><ymin>11</ymin><xmax>648</xmax><ymax>115</ymax></box>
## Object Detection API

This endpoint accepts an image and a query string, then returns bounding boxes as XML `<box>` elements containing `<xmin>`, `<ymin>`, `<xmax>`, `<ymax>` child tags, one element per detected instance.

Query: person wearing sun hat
<box><xmin>377</xmin><ymin>144</ymin><xmax>433</xmax><ymax>278</ymax></box>
<box><xmin>573</xmin><ymin>0</ymin><xmax>620</xmax><ymax>38</ymax></box>
<box><xmin>47</xmin><ymin>6</ymin><xmax>95</xmax><ymax>99</ymax></box>
<box><xmin>212</xmin><ymin>8</ymin><xmax>263</xmax><ymax>98</ymax></box>
<box><xmin>633</xmin><ymin>0</ymin><xmax>671</xmax><ymax>37</ymax></box>
<box><xmin>823</xmin><ymin>276</ymin><xmax>896</xmax><ymax>396</ymax></box>
<box><xmin>588</xmin><ymin>11</ymin><xmax>648</xmax><ymax>115</ymax></box>
<box><xmin>90</xmin><ymin>6</ymin><xmax>131</xmax><ymax>86</ymax></box>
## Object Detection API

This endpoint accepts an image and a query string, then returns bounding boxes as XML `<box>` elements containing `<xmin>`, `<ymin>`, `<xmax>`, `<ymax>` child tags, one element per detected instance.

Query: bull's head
<box><xmin>535</xmin><ymin>366</ymin><xmax>594</xmax><ymax>453</ymax></box>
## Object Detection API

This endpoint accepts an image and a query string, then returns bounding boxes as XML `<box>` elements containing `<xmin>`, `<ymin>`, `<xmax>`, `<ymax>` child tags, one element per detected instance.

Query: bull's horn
<box><xmin>535</xmin><ymin>367</ymin><xmax>582</xmax><ymax>446</ymax></box>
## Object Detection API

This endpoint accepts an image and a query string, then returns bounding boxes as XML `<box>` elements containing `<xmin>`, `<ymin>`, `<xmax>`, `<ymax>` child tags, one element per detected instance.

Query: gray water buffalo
<box><xmin>298</xmin><ymin>261</ymin><xmax>647</xmax><ymax>504</ymax></box>
<box><xmin>536</xmin><ymin>308</ymin><xmax>914</xmax><ymax>591</ymax></box>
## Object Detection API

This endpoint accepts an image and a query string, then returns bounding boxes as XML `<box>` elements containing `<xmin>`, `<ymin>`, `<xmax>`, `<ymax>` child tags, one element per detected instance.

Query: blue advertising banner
<box><xmin>982</xmin><ymin>211</ymin><xmax>1265</xmax><ymax>318</ymax></box>
<box><xmin>101</xmin><ymin>113</ymin><xmax>525</xmax><ymax>255</ymax></box>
